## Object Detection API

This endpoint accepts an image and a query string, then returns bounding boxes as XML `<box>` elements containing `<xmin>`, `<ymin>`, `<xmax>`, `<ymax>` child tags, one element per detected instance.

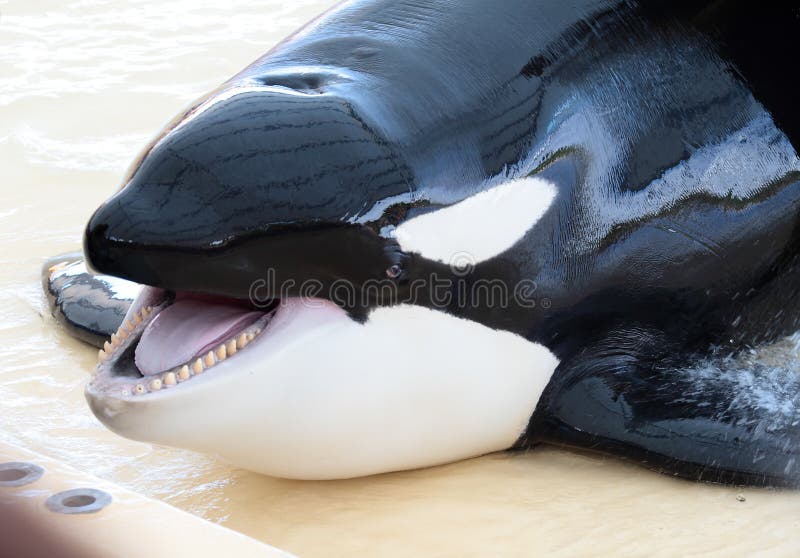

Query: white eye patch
<box><xmin>392</xmin><ymin>176</ymin><xmax>558</xmax><ymax>264</ymax></box>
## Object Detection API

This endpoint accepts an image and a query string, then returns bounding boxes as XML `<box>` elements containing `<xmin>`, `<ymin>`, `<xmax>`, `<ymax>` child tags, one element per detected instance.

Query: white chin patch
<box><xmin>104</xmin><ymin>300</ymin><xmax>559</xmax><ymax>480</ymax></box>
<box><xmin>392</xmin><ymin>175</ymin><xmax>558</xmax><ymax>264</ymax></box>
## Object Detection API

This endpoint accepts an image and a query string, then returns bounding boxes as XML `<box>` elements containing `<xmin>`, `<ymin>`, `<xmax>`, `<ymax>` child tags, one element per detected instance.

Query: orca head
<box><xmin>84</xmin><ymin>77</ymin><xmax>412</xmax><ymax>306</ymax></box>
<box><xmin>84</xmin><ymin>78</ymin><xmax>560</xmax><ymax>479</ymax></box>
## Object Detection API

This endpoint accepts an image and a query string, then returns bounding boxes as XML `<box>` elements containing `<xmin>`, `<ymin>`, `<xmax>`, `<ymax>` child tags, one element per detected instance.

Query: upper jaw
<box><xmin>86</xmin><ymin>287</ymin><xmax>276</xmax><ymax>400</ymax></box>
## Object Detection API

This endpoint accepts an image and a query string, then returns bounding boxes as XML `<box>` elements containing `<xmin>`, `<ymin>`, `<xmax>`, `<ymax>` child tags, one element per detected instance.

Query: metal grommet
<box><xmin>0</xmin><ymin>462</ymin><xmax>45</xmax><ymax>487</ymax></box>
<box><xmin>45</xmin><ymin>488</ymin><xmax>112</xmax><ymax>514</ymax></box>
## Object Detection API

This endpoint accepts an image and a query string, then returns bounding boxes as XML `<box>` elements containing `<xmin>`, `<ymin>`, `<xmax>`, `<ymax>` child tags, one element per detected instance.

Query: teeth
<box><xmin>111</xmin><ymin>313</ymin><xmax>266</xmax><ymax>396</ymax></box>
<box><xmin>216</xmin><ymin>345</ymin><xmax>227</xmax><ymax>360</ymax></box>
<box><xmin>101</xmin><ymin>305</ymin><xmax>163</xmax><ymax>364</ymax></box>
<box><xmin>98</xmin><ymin>349</ymin><xmax>108</xmax><ymax>362</ymax></box>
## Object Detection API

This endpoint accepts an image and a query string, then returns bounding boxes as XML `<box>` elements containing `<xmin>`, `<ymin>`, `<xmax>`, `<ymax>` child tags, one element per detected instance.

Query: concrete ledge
<box><xmin>0</xmin><ymin>441</ymin><xmax>294</xmax><ymax>558</ymax></box>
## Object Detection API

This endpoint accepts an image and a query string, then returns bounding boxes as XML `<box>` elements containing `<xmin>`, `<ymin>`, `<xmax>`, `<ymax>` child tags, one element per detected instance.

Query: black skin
<box><xmin>42</xmin><ymin>253</ymin><xmax>137</xmax><ymax>348</ymax></box>
<box><xmin>71</xmin><ymin>0</ymin><xmax>800</xmax><ymax>485</ymax></box>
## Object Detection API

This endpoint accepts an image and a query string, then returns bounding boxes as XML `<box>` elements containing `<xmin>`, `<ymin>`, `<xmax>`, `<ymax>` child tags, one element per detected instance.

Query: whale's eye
<box><xmin>386</xmin><ymin>264</ymin><xmax>403</xmax><ymax>279</ymax></box>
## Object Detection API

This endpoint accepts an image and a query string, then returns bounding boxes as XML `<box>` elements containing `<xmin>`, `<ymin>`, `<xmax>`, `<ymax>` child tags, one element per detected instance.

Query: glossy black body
<box><xmin>80</xmin><ymin>1</ymin><xmax>800</xmax><ymax>485</ymax></box>
<box><xmin>42</xmin><ymin>253</ymin><xmax>138</xmax><ymax>348</ymax></box>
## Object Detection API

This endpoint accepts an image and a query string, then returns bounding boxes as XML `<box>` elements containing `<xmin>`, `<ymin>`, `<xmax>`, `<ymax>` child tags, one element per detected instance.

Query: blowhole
<box><xmin>258</xmin><ymin>73</ymin><xmax>326</xmax><ymax>94</ymax></box>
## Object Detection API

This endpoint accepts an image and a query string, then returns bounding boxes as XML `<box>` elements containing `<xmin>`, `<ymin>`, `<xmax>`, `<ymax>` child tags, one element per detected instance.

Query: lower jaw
<box><xmin>88</xmin><ymin>293</ymin><xmax>277</xmax><ymax>399</ymax></box>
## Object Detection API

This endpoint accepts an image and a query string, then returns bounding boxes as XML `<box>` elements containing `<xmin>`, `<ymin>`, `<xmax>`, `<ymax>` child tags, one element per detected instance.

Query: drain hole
<box><xmin>62</xmin><ymin>494</ymin><xmax>96</xmax><ymax>508</ymax></box>
<box><xmin>0</xmin><ymin>462</ymin><xmax>45</xmax><ymax>487</ymax></box>
<box><xmin>46</xmin><ymin>488</ymin><xmax>112</xmax><ymax>514</ymax></box>
<box><xmin>0</xmin><ymin>469</ymin><xmax>26</xmax><ymax>482</ymax></box>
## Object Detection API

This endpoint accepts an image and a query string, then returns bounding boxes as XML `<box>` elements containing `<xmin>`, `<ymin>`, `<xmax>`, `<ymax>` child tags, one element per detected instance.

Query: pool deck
<box><xmin>0</xmin><ymin>441</ymin><xmax>293</xmax><ymax>558</ymax></box>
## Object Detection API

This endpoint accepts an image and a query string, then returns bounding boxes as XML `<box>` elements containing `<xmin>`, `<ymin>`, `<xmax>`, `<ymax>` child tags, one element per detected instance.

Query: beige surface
<box><xmin>0</xmin><ymin>442</ymin><xmax>292</xmax><ymax>557</ymax></box>
<box><xmin>1</xmin><ymin>1</ymin><xmax>800</xmax><ymax>556</ymax></box>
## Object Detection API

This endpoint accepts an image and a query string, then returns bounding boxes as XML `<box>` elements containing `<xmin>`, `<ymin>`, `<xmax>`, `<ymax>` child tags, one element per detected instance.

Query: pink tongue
<box><xmin>135</xmin><ymin>299</ymin><xmax>264</xmax><ymax>376</ymax></box>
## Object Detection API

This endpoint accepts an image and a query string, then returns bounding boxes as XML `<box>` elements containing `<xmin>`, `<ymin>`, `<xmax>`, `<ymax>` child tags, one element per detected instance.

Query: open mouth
<box><xmin>88</xmin><ymin>287</ymin><xmax>279</xmax><ymax>398</ymax></box>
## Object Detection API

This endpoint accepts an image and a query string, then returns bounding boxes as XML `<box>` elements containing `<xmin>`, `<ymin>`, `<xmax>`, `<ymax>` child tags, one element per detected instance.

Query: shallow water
<box><xmin>2</xmin><ymin>1</ymin><xmax>800</xmax><ymax>556</ymax></box>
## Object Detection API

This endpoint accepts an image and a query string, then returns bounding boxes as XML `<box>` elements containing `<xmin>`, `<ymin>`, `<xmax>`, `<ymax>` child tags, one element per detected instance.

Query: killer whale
<box><xmin>43</xmin><ymin>1</ymin><xmax>800</xmax><ymax>484</ymax></box>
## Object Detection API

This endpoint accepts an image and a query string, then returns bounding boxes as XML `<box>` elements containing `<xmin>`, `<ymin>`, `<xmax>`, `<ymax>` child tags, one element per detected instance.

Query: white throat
<box><xmin>101</xmin><ymin>300</ymin><xmax>559</xmax><ymax>479</ymax></box>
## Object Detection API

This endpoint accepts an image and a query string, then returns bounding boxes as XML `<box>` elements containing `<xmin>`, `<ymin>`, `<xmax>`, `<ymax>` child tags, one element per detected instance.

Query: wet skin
<box><xmin>58</xmin><ymin>1</ymin><xmax>800</xmax><ymax>484</ymax></box>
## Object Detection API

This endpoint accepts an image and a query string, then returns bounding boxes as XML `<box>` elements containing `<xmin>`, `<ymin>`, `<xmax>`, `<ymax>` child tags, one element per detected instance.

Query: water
<box><xmin>2</xmin><ymin>1</ymin><xmax>800</xmax><ymax>556</ymax></box>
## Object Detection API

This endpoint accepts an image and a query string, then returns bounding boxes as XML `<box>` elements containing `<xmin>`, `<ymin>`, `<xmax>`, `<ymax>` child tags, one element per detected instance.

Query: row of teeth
<box><xmin>94</xmin><ymin>303</ymin><xmax>269</xmax><ymax>397</ymax></box>
<box><xmin>97</xmin><ymin>306</ymin><xmax>154</xmax><ymax>362</ymax></box>
<box><xmin>125</xmin><ymin>328</ymin><xmax>261</xmax><ymax>396</ymax></box>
